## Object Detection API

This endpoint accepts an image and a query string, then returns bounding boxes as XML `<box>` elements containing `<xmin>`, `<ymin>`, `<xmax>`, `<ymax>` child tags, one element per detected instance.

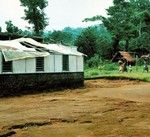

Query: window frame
<box><xmin>36</xmin><ymin>57</ymin><xmax>44</xmax><ymax>72</ymax></box>
<box><xmin>62</xmin><ymin>55</ymin><xmax>69</xmax><ymax>71</ymax></box>
<box><xmin>2</xmin><ymin>56</ymin><xmax>13</xmax><ymax>73</ymax></box>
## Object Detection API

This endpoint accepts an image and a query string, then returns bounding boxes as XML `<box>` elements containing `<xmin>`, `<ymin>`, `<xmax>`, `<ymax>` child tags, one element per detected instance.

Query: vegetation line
<box><xmin>84</xmin><ymin>75</ymin><xmax>141</xmax><ymax>81</ymax></box>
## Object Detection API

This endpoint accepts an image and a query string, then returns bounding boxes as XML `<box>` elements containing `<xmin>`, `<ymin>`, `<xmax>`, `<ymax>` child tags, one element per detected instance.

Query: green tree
<box><xmin>75</xmin><ymin>26</ymin><xmax>112</xmax><ymax>59</ymax></box>
<box><xmin>49</xmin><ymin>30</ymin><xmax>73</xmax><ymax>45</ymax></box>
<box><xmin>43</xmin><ymin>31</ymin><xmax>52</xmax><ymax>43</ymax></box>
<box><xmin>84</xmin><ymin>0</ymin><xmax>150</xmax><ymax>53</ymax></box>
<box><xmin>106</xmin><ymin>0</ymin><xmax>135</xmax><ymax>51</ymax></box>
<box><xmin>5</xmin><ymin>20</ymin><xmax>21</xmax><ymax>34</ymax></box>
<box><xmin>63</xmin><ymin>27</ymin><xmax>83</xmax><ymax>39</ymax></box>
<box><xmin>20</xmin><ymin>0</ymin><xmax>48</xmax><ymax>35</ymax></box>
<box><xmin>95</xmin><ymin>26</ymin><xmax>112</xmax><ymax>59</ymax></box>
<box><xmin>0</xmin><ymin>27</ymin><xmax>2</xmax><ymax>32</ymax></box>
<box><xmin>129</xmin><ymin>0</ymin><xmax>150</xmax><ymax>52</ymax></box>
<box><xmin>21</xmin><ymin>30</ymin><xmax>33</xmax><ymax>37</ymax></box>
<box><xmin>75</xmin><ymin>27</ymin><xmax>98</xmax><ymax>59</ymax></box>
<box><xmin>5</xmin><ymin>20</ymin><xmax>15</xmax><ymax>33</ymax></box>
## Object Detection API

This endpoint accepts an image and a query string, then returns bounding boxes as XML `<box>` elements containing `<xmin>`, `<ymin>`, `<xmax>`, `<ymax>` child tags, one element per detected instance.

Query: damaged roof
<box><xmin>0</xmin><ymin>38</ymin><xmax>84</xmax><ymax>61</ymax></box>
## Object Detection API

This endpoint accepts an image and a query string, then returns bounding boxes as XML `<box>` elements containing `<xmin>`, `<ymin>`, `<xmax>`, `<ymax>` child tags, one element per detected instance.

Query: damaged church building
<box><xmin>0</xmin><ymin>38</ymin><xmax>84</xmax><ymax>96</ymax></box>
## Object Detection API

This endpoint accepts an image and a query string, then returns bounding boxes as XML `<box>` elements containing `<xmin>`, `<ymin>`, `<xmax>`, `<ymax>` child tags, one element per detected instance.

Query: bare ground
<box><xmin>0</xmin><ymin>79</ymin><xmax>150</xmax><ymax>137</ymax></box>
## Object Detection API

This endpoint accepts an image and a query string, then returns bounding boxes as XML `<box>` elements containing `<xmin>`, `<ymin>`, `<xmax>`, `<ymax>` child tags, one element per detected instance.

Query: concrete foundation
<box><xmin>0</xmin><ymin>72</ymin><xmax>84</xmax><ymax>97</ymax></box>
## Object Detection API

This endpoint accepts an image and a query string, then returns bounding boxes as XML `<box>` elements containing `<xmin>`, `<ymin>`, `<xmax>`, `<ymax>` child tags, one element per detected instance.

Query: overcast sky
<box><xmin>0</xmin><ymin>0</ymin><xmax>113</xmax><ymax>31</ymax></box>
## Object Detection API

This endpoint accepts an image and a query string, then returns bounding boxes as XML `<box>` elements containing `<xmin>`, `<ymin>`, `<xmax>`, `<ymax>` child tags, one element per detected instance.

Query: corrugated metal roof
<box><xmin>15</xmin><ymin>38</ymin><xmax>47</xmax><ymax>48</ymax></box>
<box><xmin>0</xmin><ymin>40</ymin><xmax>35</xmax><ymax>51</ymax></box>
<box><xmin>14</xmin><ymin>38</ymin><xmax>84</xmax><ymax>56</ymax></box>
<box><xmin>0</xmin><ymin>38</ymin><xmax>84</xmax><ymax>61</ymax></box>
<box><xmin>2</xmin><ymin>50</ymin><xmax>49</xmax><ymax>61</ymax></box>
<box><xmin>45</xmin><ymin>44</ymin><xmax>84</xmax><ymax>56</ymax></box>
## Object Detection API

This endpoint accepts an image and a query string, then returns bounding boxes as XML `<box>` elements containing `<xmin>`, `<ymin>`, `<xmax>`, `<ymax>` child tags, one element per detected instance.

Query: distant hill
<box><xmin>62</xmin><ymin>27</ymin><xmax>84</xmax><ymax>39</ymax></box>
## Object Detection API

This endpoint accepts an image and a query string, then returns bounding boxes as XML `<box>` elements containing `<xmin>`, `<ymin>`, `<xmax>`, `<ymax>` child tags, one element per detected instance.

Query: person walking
<box><xmin>143</xmin><ymin>60</ymin><xmax>149</xmax><ymax>72</ymax></box>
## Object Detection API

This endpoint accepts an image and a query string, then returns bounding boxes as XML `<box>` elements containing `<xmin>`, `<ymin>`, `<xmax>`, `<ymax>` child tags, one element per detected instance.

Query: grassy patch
<box><xmin>84</xmin><ymin>63</ymin><xmax>150</xmax><ymax>82</ymax></box>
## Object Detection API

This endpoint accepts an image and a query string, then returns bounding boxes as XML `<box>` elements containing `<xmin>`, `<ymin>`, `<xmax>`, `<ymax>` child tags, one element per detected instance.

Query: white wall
<box><xmin>44</xmin><ymin>54</ymin><xmax>55</xmax><ymax>72</ymax></box>
<box><xmin>54</xmin><ymin>54</ymin><xmax>62</xmax><ymax>72</ymax></box>
<box><xmin>0</xmin><ymin>51</ymin><xmax>84</xmax><ymax>74</ymax></box>
<box><xmin>25</xmin><ymin>58</ymin><xmax>36</xmax><ymax>73</ymax></box>
<box><xmin>13</xmin><ymin>60</ymin><xmax>25</xmax><ymax>73</ymax></box>
<box><xmin>77</xmin><ymin>56</ymin><xmax>84</xmax><ymax>72</ymax></box>
<box><xmin>0</xmin><ymin>52</ymin><xmax>2</xmax><ymax>74</ymax></box>
<box><xmin>69</xmin><ymin>55</ymin><xmax>77</xmax><ymax>72</ymax></box>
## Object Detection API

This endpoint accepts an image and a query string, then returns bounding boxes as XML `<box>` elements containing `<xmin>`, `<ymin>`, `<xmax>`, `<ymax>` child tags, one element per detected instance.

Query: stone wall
<box><xmin>0</xmin><ymin>72</ymin><xmax>84</xmax><ymax>97</ymax></box>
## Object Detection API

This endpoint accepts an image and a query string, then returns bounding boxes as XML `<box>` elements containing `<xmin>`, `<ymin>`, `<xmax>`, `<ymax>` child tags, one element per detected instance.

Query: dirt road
<box><xmin>0</xmin><ymin>79</ymin><xmax>150</xmax><ymax>137</ymax></box>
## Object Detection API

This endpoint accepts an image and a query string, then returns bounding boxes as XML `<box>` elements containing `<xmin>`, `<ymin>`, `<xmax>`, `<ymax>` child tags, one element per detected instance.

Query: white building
<box><xmin>0</xmin><ymin>38</ymin><xmax>84</xmax><ymax>96</ymax></box>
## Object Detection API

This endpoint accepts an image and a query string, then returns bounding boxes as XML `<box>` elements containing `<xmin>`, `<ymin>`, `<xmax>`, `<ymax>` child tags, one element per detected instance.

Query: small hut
<box><xmin>112</xmin><ymin>51</ymin><xmax>136</xmax><ymax>65</ymax></box>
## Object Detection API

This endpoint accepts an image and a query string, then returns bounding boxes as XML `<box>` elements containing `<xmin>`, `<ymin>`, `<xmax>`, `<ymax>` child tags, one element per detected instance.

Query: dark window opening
<box><xmin>2</xmin><ymin>57</ymin><xmax>12</xmax><ymax>72</ymax></box>
<box><xmin>36</xmin><ymin>57</ymin><xmax>44</xmax><ymax>72</ymax></box>
<box><xmin>62</xmin><ymin>55</ymin><xmax>69</xmax><ymax>71</ymax></box>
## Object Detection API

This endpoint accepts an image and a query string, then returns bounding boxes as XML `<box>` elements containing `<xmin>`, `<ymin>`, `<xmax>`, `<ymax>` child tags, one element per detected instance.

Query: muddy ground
<box><xmin>0</xmin><ymin>79</ymin><xmax>150</xmax><ymax>137</ymax></box>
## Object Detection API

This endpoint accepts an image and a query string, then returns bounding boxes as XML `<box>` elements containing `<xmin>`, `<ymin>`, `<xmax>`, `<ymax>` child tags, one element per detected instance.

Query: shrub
<box><xmin>86</xmin><ymin>54</ymin><xmax>103</xmax><ymax>68</ymax></box>
<box><xmin>102</xmin><ymin>62</ymin><xmax>118</xmax><ymax>71</ymax></box>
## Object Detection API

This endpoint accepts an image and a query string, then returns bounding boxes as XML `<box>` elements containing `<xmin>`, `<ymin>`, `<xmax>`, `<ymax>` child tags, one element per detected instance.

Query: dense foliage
<box><xmin>84</xmin><ymin>0</ymin><xmax>150</xmax><ymax>54</ymax></box>
<box><xmin>74</xmin><ymin>25</ymin><xmax>112</xmax><ymax>60</ymax></box>
<box><xmin>43</xmin><ymin>27</ymin><xmax>83</xmax><ymax>45</ymax></box>
<box><xmin>20</xmin><ymin>0</ymin><xmax>48</xmax><ymax>35</ymax></box>
<box><xmin>48</xmin><ymin>31</ymin><xmax>73</xmax><ymax>45</ymax></box>
<box><xmin>5</xmin><ymin>20</ymin><xmax>22</xmax><ymax>34</ymax></box>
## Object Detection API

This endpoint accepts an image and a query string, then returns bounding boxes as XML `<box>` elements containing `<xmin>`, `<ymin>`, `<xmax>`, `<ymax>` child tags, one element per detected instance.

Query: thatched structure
<box><xmin>112</xmin><ymin>51</ymin><xmax>136</xmax><ymax>65</ymax></box>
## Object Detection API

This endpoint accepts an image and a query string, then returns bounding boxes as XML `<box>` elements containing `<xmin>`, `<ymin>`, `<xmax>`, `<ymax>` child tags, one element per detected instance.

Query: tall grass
<box><xmin>84</xmin><ymin>63</ymin><xmax>150</xmax><ymax>82</ymax></box>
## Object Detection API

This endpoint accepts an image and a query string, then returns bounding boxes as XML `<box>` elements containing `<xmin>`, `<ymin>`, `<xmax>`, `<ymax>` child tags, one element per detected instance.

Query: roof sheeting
<box><xmin>15</xmin><ymin>38</ymin><xmax>84</xmax><ymax>56</ymax></box>
<box><xmin>2</xmin><ymin>49</ymin><xmax>49</xmax><ymax>62</ymax></box>
<box><xmin>0</xmin><ymin>38</ymin><xmax>84</xmax><ymax>61</ymax></box>
<box><xmin>45</xmin><ymin>44</ymin><xmax>84</xmax><ymax>56</ymax></box>
<box><xmin>0</xmin><ymin>40</ymin><xmax>36</xmax><ymax>51</ymax></box>
<box><xmin>0</xmin><ymin>39</ymin><xmax>49</xmax><ymax>61</ymax></box>
<box><xmin>15</xmin><ymin>38</ymin><xmax>47</xmax><ymax>48</ymax></box>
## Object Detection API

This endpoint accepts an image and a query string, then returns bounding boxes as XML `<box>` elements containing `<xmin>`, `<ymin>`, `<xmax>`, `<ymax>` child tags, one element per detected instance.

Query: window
<box><xmin>2</xmin><ymin>57</ymin><xmax>12</xmax><ymax>72</ymax></box>
<box><xmin>62</xmin><ymin>55</ymin><xmax>69</xmax><ymax>71</ymax></box>
<box><xmin>36</xmin><ymin>57</ymin><xmax>44</xmax><ymax>72</ymax></box>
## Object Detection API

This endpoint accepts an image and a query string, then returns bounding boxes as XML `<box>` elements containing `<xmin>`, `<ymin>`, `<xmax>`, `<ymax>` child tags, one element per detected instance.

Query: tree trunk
<box><xmin>138</xmin><ymin>20</ymin><xmax>142</xmax><ymax>37</ymax></box>
<box><xmin>112</xmin><ymin>36</ymin><xmax>120</xmax><ymax>54</ymax></box>
<box><xmin>125</xmin><ymin>39</ymin><xmax>129</xmax><ymax>51</ymax></box>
